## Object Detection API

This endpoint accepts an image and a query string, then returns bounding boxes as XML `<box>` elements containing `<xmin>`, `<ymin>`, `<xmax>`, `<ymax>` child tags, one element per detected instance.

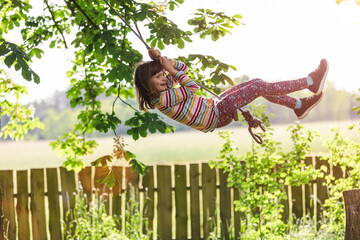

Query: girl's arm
<box><xmin>171</xmin><ymin>58</ymin><xmax>188</xmax><ymax>73</ymax></box>
<box><xmin>156</xmin><ymin>56</ymin><xmax>199</xmax><ymax>107</ymax></box>
<box><xmin>157</xmin><ymin>73</ymin><xmax>199</xmax><ymax>108</ymax></box>
<box><xmin>148</xmin><ymin>48</ymin><xmax>187</xmax><ymax>73</ymax></box>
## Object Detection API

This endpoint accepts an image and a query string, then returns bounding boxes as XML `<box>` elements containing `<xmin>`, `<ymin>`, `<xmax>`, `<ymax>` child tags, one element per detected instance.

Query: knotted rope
<box><xmin>239</xmin><ymin>109</ymin><xmax>266</xmax><ymax>144</ymax></box>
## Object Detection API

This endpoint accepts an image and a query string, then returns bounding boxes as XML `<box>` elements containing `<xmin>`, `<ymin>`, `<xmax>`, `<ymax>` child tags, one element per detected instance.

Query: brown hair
<box><xmin>134</xmin><ymin>60</ymin><xmax>163</xmax><ymax>110</ymax></box>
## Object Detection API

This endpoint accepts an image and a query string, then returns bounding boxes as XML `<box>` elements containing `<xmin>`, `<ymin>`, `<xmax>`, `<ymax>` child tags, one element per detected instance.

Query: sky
<box><xmin>5</xmin><ymin>0</ymin><xmax>360</xmax><ymax>103</ymax></box>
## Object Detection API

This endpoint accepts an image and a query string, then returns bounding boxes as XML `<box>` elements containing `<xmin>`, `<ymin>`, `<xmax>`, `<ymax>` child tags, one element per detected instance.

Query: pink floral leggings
<box><xmin>215</xmin><ymin>78</ymin><xmax>308</xmax><ymax>128</ymax></box>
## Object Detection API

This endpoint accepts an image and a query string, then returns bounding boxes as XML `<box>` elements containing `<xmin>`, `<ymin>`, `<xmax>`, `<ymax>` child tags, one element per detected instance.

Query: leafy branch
<box><xmin>44</xmin><ymin>0</ymin><xmax>68</xmax><ymax>48</ymax></box>
<box><xmin>0</xmin><ymin>39</ymin><xmax>41</xmax><ymax>83</ymax></box>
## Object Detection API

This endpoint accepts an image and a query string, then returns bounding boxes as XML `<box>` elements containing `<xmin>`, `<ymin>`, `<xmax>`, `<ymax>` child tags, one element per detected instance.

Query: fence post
<box><xmin>343</xmin><ymin>189</ymin><xmax>360</xmax><ymax>240</ymax></box>
<box><xmin>142</xmin><ymin>166</ymin><xmax>154</xmax><ymax>236</ymax></box>
<box><xmin>30</xmin><ymin>169</ymin><xmax>47</xmax><ymax>240</ymax></box>
<box><xmin>17</xmin><ymin>170</ymin><xmax>30</xmax><ymax>240</ymax></box>
<box><xmin>0</xmin><ymin>170</ymin><xmax>16</xmax><ymax>240</ymax></box>
<box><xmin>157</xmin><ymin>165</ymin><xmax>172</xmax><ymax>240</ymax></box>
<box><xmin>175</xmin><ymin>165</ymin><xmax>187</xmax><ymax>240</ymax></box>
<box><xmin>202</xmin><ymin>163</ymin><xmax>216</xmax><ymax>240</ymax></box>
<box><xmin>60</xmin><ymin>167</ymin><xmax>76</xmax><ymax>235</ymax></box>
<box><xmin>219</xmin><ymin>168</ymin><xmax>230</xmax><ymax>239</ymax></box>
<box><xmin>46</xmin><ymin>168</ymin><xmax>62</xmax><ymax>240</ymax></box>
<box><xmin>190</xmin><ymin>164</ymin><xmax>201</xmax><ymax>240</ymax></box>
<box><xmin>0</xmin><ymin>187</ymin><xmax>4</xmax><ymax>240</ymax></box>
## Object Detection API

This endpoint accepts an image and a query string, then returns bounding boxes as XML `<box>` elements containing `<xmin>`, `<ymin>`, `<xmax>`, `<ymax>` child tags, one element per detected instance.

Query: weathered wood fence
<box><xmin>0</xmin><ymin>156</ymin><xmax>346</xmax><ymax>240</ymax></box>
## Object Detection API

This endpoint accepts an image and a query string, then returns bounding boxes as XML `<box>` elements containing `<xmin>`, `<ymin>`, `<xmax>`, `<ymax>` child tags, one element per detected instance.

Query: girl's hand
<box><xmin>149</xmin><ymin>47</ymin><xmax>161</xmax><ymax>60</ymax></box>
<box><xmin>159</xmin><ymin>56</ymin><xmax>177</xmax><ymax>75</ymax></box>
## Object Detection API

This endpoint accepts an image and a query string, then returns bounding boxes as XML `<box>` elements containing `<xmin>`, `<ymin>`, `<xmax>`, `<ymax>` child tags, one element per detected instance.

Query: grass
<box><xmin>1</xmin><ymin>120</ymin><xmax>359</xmax><ymax>170</ymax></box>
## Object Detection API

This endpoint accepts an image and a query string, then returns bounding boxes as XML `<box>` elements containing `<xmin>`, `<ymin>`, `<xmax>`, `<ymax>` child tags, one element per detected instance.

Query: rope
<box><xmin>103</xmin><ymin>0</ymin><xmax>151</xmax><ymax>50</ymax></box>
<box><xmin>103</xmin><ymin>0</ymin><xmax>266</xmax><ymax>144</ymax></box>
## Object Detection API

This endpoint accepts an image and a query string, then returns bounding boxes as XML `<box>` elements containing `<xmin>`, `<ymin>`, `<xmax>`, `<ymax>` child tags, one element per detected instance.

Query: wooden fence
<box><xmin>0</xmin><ymin>156</ymin><xmax>346</xmax><ymax>240</ymax></box>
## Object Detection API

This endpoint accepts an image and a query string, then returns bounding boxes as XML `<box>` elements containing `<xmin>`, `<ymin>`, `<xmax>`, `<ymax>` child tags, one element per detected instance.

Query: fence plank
<box><xmin>0</xmin><ymin>170</ymin><xmax>16</xmax><ymax>240</ymax></box>
<box><xmin>78</xmin><ymin>166</ymin><xmax>93</xmax><ymax>203</ymax></box>
<box><xmin>233</xmin><ymin>188</ymin><xmax>241</xmax><ymax>239</ymax></box>
<box><xmin>292</xmin><ymin>185</ymin><xmax>303</xmax><ymax>220</ymax></box>
<box><xmin>315</xmin><ymin>156</ymin><xmax>329</xmax><ymax>226</ymax></box>
<box><xmin>126</xmin><ymin>167</ymin><xmax>140</xmax><ymax>202</ymax></box>
<box><xmin>0</xmin><ymin>187</ymin><xmax>5</xmax><ymax>240</ymax></box>
<box><xmin>46</xmin><ymin>168</ymin><xmax>62</xmax><ymax>240</ymax></box>
<box><xmin>190</xmin><ymin>164</ymin><xmax>201</xmax><ymax>240</ymax></box>
<box><xmin>219</xmin><ymin>169</ymin><xmax>231</xmax><ymax>239</ymax></box>
<box><xmin>202</xmin><ymin>163</ymin><xmax>216</xmax><ymax>240</ymax></box>
<box><xmin>60</xmin><ymin>167</ymin><xmax>76</xmax><ymax>224</ymax></box>
<box><xmin>30</xmin><ymin>169</ymin><xmax>47</xmax><ymax>240</ymax></box>
<box><xmin>142</xmin><ymin>166</ymin><xmax>154</xmax><ymax>235</ymax></box>
<box><xmin>94</xmin><ymin>167</ymin><xmax>110</xmax><ymax>214</ymax></box>
<box><xmin>112</xmin><ymin>166</ymin><xmax>123</xmax><ymax>218</ymax></box>
<box><xmin>157</xmin><ymin>165</ymin><xmax>172</xmax><ymax>240</ymax></box>
<box><xmin>332</xmin><ymin>164</ymin><xmax>343</xmax><ymax>181</ymax></box>
<box><xmin>16</xmin><ymin>170</ymin><xmax>30</xmax><ymax>240</ymax></box>
<box><xmin>175</xmin><ymin>165</ymin><xmax>187</xmax><ymax>240</ymax></box>
<box><xmin>304</xmin><ymin>157</ymin><xmax>313</xmax><ymax>218</ymax></box>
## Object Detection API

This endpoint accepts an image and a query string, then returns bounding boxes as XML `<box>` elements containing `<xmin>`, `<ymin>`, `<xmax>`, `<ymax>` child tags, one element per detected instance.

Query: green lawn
<box><xmin>1</xmin><ymin>120</ymin><xmax>359</xmax><ymax>170</ymax></box>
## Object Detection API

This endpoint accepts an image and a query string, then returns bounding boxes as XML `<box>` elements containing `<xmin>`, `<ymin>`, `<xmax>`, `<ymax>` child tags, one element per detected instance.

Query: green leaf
<box><xmin>352</xmin><ymin>106</ymin><xmax>360</xmax><ymax>112</ymax></box>
<box><xmin>177</xmin><ymin>38</ymin><xmax>185</xmax><ymax>49</ymax></box>
<box><xmin>124</xmin><ymin>151</ymin><xmax>136</xmax><ymax>161</ymax></box>
<box><xmin>91</xmin><ymin>155</ymin><xmax>113</xmax><ymax>167</ymax></box>
<box><xmin>155</xmin><ymin>121</ymin><xmax>166</xmax><ymax>133</ymax></box>
<box><xmin>149</xmin><ymin>122</ymin><xmax>157</xmax><ymax>133</ymax></box>
<box><xmin>0</xmin><ymin>46</ymin><xmax>10</xmax><ymax>56</ymax></box>
<box><xmin>129</xmin><ymin>159</ymin><xmax>148</xmax><ymax>175</ymax></box>
<box><xmin>14</xmin><ymin>63</ymin><xmax>21</xmax><ymax>71</ymax></box>
<box><xmin>4</xmin><ymin>53</ymin><xmax>16</xmax><ymax>67</ymax></box>
<box><xmin>35</xmin><ymin>48</ymin><xmax>43</xmax><ymax>59</ymax></box>
<box><xmin>49</xmin><ymin>40</ymin><xmax>56</xmax><ymax>48</ymax></box>
<box><xmin>157</xmin><ymin>39</ymin><xmax>165</xmax><ymax>50</ymax></box>
<box><xmin>32</xmin><ymin>71</ymin><xmax>40</xmax><ymax>84</ymax></box>
<box><xmin>21</xmin><ymin>68</ymin><xmax>32</xmax><ymax>81</ymax></box>
<box><xmin>232</xmin><ymin>14</ymin><xmax>242</xmax><ymax>19</ymax></box>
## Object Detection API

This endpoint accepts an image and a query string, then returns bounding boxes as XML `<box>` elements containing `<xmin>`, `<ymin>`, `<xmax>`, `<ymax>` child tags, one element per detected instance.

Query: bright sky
<box><xmin>7</xmin><ymin>0</ymin><xmax>360</xmax><ymax>103</ymax></box>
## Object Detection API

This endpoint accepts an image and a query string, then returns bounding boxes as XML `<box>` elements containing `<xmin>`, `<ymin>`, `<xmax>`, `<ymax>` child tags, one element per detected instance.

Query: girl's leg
<box><xmin>219</xmin><ymin>79</ymin><xmax>258</xmax><ymax>98</ymax></box>
<box><xmin>263</xmin><ymin>95</ymin><xmax>297</xmax><ymax>109</ymax></box>
<box><xmin>219</xmin><ymin>77</ymin><xmax>307</xmax><ymax>108</ymax></box>
<box><xmin>216</xmin><ymin>59</ymin><xmax>329</xmax><ymax>127</ymax></box>
<box><xmin>215</xmin><ymin>78</ymin><xmax>307</xmax><ymax>128</ymax></box>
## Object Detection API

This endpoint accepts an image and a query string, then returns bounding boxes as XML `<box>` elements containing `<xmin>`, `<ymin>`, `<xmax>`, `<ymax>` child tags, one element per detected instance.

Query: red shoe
<box><xmin>308</xmin><ymin>59</ymin><xmax>329</xmax><ymax>95</ymax></box>
<box><xmin>294</xmin><ymin>93</ymin><xmax>323</xmax><ymax>119</ymax></box>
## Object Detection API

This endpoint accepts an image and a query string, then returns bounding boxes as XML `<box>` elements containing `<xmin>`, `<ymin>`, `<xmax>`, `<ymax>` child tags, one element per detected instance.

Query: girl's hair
<box><xmin>134</xmin><ymin>60</ymin><xmax>163</xmax><ymax>111</ymax></box>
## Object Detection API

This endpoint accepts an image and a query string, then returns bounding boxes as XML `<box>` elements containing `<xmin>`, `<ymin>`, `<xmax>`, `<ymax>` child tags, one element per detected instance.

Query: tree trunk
<box><xmin>343</xmin><ymin>189</ymin><xmax>360</xmax><ymax>240</ymax></box>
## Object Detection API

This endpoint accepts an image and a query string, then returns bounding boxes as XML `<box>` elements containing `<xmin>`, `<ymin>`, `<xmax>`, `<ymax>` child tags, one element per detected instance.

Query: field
<box><xmin>1</xmin><ymin>120</ymin><xmax>359</xmax><ymax>170</ymax></box>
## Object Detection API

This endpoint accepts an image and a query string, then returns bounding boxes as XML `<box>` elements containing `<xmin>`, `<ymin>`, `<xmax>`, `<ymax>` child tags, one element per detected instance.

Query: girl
<box><xmin>134</xmin><ymin>48</ymin><xmax>329</xmax><ymax>133</ymax></box>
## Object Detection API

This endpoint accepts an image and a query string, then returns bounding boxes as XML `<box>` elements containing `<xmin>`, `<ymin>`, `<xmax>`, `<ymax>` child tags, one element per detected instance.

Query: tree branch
<box><xmin>110</xmin><ymin>3</ymin><xmax>138</xmax><ymax>113</ymax></box>
<box><xmin>63</xmin><ymin>0</ymin><xmax>79</xmax><ymax>25</ymax></box>
<box><xmin>70</xmin><ymin>0</ymin><xmax>99</xmax><ymax>29</ymax></box>
<box><xmin>112</xmin><ymin>82</ymin><xmax>139</xmax><ymax>114</ymax></box>
<box><xmin>44</xmin><ymin>0</ymin><xmax>68</xmax><ymax>48</ymax></box>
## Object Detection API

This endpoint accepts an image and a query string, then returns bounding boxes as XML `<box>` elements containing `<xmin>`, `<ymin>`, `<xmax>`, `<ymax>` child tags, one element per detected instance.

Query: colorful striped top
<box><xmin>152</xmin><ymin>60</ymin><xmax>219</xmax><ymax>132</ymax></box>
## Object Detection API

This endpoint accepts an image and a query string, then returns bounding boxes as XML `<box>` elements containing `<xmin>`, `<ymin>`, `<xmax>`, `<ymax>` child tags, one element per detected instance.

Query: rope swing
<box><xmin>104</xmin><ymin>0</ymin><xmax>266</xmax><ymax>144</ymax></box>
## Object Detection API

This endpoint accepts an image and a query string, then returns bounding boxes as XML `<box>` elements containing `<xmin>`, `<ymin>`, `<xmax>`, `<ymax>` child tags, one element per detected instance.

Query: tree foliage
<box><xmin>0</xmin><ymin>0</ymin><xmax>243</xmax><ymax>174</ymax></box>
<box><xmin>0</xmin><ymin>68</ymin><xmax>43</xmax><ymax>141</ymax></box>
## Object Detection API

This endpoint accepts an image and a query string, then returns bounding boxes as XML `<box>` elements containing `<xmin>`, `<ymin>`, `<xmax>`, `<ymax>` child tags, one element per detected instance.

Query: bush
<box><xmin>210</xmin><ymin>105</ymin><xmax>320</xmax><ymax>239</ymax></box>
<box><xmin>63</xmin><ymin>186</ymin><xmax>152</xmax><ymax>240</ymax></box>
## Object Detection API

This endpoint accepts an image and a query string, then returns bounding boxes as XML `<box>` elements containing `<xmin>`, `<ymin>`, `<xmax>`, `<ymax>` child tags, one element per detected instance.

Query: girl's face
<box><xmin>148</xmin><ymin>70</ymin><xmax>168</xmax><ymax>93</ymax></box>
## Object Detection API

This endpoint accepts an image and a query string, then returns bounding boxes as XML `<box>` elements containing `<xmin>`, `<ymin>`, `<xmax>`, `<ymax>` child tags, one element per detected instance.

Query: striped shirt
<box><xmin>153</xmin><ymin>60</ymin><xmax>219</xmax><ymax>132</ymax></box>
